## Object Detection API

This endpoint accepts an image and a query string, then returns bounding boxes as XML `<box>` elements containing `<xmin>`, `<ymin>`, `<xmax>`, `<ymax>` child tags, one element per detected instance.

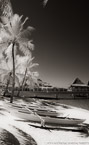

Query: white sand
<box><xmin>0</xmin><ymin>100</ymin><xmax>89</xmax><ymax>145</ymax></box>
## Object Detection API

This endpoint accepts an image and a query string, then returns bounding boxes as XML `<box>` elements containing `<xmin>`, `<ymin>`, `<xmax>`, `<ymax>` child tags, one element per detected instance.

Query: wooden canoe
<box><xmin>6</xmin><ymin>103</ymin><xmax>85</xmax><ymax>126</ymax></box>
<box><xmin>11</xmin><ymin>109</ymin><xmax>85</xmax><ymax>126</ymax></box>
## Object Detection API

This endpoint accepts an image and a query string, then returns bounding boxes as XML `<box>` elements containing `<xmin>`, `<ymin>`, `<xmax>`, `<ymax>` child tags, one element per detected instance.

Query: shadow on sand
<box><xmin>0</xmin><ymin>126</ymin><xmax>37</xmax><ymax>145</ymax></box>
<box><xmin>0</xmin><ymin>128</ymin><xmax>20</xmax><ymax>145</ymax></box>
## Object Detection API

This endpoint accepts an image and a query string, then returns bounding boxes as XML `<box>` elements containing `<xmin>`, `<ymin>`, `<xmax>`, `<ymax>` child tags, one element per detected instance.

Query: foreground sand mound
<box><xmin>0</xmin><ymin>128</ymin><xmax>20</xmax><ymax>145</ymax></box>
<box><xmin>0</xmin><ymin>126</ymin><xmax>37</xmax><ymax>145</ymax></box>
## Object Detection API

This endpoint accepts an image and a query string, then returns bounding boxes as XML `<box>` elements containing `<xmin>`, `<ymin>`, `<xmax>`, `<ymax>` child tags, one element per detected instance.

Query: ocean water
<box><xmin>17</xmin><ymin>97</ymin><xmax>89</xmax><ymax>111</ymax></box>
<box><xmin>49</xmin><ymin>99</ymin><xmax>89</xmax><ymax>110</ymax></box>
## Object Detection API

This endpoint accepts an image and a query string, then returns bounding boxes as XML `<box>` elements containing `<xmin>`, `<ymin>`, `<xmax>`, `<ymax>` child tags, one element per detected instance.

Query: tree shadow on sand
<box><xmin>0</xmin><ymin>126</ymin><xmax>37</xmax><ymax>145</ymax></box>
<box><xmin>13</xmin><ymin>126</ymin><xmax>37</xmax><ymax>145</ymax></box>
<box><xmin>0</xmin><ymin>128</ymin><xmax>20</xmax><ymax>145</ymax></box>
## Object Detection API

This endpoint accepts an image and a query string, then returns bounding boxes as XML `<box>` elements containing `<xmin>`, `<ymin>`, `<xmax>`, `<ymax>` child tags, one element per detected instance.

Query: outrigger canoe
<box><xmin>11</xmin><ymin>110</ymin><xmax>85</xmax><ymax>127</ymax></box>
<box><xmin>28</xmin><ymin>107</ymin><xmax>59</xmax><ymax>117</ymax></box>
<box><xmin>6</xmin><ymin>103</ymin><xmax>85</xmax><ymax>127</ymax></box>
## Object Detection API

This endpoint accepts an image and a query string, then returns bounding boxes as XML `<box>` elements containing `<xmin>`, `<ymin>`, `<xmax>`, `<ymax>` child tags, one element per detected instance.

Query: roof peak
<box><xmin>72</xmin><ymin>78</ymin><xmax>84</xmax><ymax>85</ymax></box>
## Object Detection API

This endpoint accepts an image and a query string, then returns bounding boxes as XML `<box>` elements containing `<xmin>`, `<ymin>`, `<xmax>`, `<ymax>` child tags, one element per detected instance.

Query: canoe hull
<box><xmin>43</xmin><ymin>117</ymin><xmax>85</xmax><ymax>126</ymax></box>
<box><xmin>7</xmin><ymin>103</ymin><xmax>85</xmax><ymax>126</ymax></box>
<box><xmin>12</xmin><ymin>110</ymin><xmax>85</xmax><ymax>126</ymax></box>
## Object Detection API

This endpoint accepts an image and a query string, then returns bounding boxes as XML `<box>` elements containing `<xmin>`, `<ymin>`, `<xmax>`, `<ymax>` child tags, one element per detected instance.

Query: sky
<box><xmin>11</xmin><ymin>0</ymin><xmax>89</xmax><ymax>88</ymax></box>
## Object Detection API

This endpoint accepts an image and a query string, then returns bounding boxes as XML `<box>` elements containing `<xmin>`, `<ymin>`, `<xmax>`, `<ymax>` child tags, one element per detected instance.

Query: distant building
<box><xmin>69</xmin><ymin>78</ymin><xmax>89</xmax><ymax>92</ymax></box>
<box><xmin>37</xmin><ymin>79</ymin><xmax>53</xmax><ymax>89</ymax></box>
<box><xmin>68</xmin><ymin>78</ymin><xmax>89</xmax><ymax>98</ymax></box>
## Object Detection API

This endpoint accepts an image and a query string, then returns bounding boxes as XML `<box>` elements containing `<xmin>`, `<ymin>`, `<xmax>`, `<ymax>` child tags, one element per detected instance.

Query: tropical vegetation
<box><xmin>0</xmin><ymin>0</ymin><xmax>39</xmax><ymax>103</ymax></box>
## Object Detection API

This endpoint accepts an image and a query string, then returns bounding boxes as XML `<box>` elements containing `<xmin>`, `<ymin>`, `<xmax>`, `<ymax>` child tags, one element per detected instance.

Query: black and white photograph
<box><xmin>0</xmin><ymin>0</ymin><xmax>89</xmax><ymax>145</ymax></box>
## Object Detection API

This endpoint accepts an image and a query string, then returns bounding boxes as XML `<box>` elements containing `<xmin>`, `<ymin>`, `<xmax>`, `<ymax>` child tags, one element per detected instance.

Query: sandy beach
<box><xmin>0</xmin><ymin>97</ymin><xmax>89</xmax><ymax>145</ymax></box>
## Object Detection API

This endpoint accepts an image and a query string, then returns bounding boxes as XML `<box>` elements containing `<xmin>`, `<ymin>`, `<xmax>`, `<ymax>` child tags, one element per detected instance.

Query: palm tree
<box><xmin>0</xmin><ymin>53</ymin><xmax>21</xmax><ymax>96</ymax></box>
<box><xmin>16</xmin><ymin>55</ymin><xmax>39</xmax><ymax>97</ymax></box>
<box><xmin>0</xmin><ymin>14</ymin><xmax>34</xmax><ymax>103</ymax></box>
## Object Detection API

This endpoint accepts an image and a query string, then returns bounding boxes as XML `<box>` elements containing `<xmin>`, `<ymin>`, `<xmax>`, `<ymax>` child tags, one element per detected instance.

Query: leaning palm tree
<box><xmin>16</xmin><ymin>55</ymin><xmax>39</xmax><ymax>97</ymax></box>
<box><xmin>26</xmin><ymin>71</ymin><xmax>39</xmax><ymax>89</ymax></box>
<box><xmin>0</xmin><ymin>13</ymin><xmax>34</xmax><ymax>103</ymax></box>
<box><xmin>22</xmin><ymin>57</ymin><xmax>38</xmax><ymax>89</ymax></box>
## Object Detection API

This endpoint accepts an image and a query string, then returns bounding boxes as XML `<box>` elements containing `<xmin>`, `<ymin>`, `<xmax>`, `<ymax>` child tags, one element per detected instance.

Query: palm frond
<box><xmin>26</xmin><ymin>71</ymin><xmax>39</xmax><ymax>87</ymax></box>
<box><xmin>5</xmin><ymin>43</ymin><xmax>12</xmax><ymax>58</ymax></box>
<box><xmin>26</xmin><ymin>56</ymin><xmax>34</xmax><ymax>65</ymax></box>
<box><xmin>18</xmin><ymin>41</ymin><xmax>33</xmax><ymax>56</ymax></box>
<box><xmin>15</xmin><ymin>55</ymin><xmax>29</xmax><ymax>71</ymax></box>
<box><xmin>27</xmin><ymin>40</ymin><xmax>34</xmax><ymax>50</ymax></box>
<box><xmin>28</xmin><ymin>63</ymin><xmax>39</xmax><ymax>69</ymax></box>
<box><xmin>19</xmin><ymin>45</ymin><xmax>31</xmax><ymax>56</ymax></box>
<box><xmin>0</xmin><ymin>27</ymin><xmax>11</xmax><ymax>42</ymax></box>
<box><xmin>20</xmin><ymin>17</ymin><xmax>29</xmax><ymax>31</ymax></box>
<box><xmin>0</xmin><ymin>56</ymin><xmax>12</xmax><ymax>71</ymax></box>
<box><xmin>4</xmin><ymin>24</ymin><xmax>14</xmax><ymax>37</ymax></box>
<box><xmin>0</xmin><ymin>0</ymin><xmax>13</xmax><ymax>21</ymax></box>
<box><xmin>19</xmin><ymin>26</ymin><xmax>34</xmax><ymax>40</ymax></box>
<box><xmin>0</xmin><ymin>42</ymin><xmax>9</xmax><ymax>55</ymax></box>
<box><xmin>10</xmin><ymin>14</ymin><xmax>22</xmax><ymax>35</ymax></box>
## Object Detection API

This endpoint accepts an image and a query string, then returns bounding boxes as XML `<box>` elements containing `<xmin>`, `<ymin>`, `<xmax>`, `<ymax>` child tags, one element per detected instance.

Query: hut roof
<box><xmin>71</xmin><ymin>78</ymin><xmax>88</xmax><ymax>87</ymax></box>
<box><xmin>73</xmin><ymin>78</ymin><xmax>84</xmax><ymax>84</ymax></box>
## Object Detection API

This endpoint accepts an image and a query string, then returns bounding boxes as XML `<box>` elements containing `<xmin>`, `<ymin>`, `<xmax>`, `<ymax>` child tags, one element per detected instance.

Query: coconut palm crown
<box><xmin>0</xmin><ymin>13</ymin><xmax>34</xmax><ymax>55</ymax></box>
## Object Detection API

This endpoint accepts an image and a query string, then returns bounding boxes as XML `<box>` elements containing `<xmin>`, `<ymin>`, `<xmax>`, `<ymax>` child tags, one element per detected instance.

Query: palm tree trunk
<box><xmin>4</xmin><ymin>72</ymin><xmax>12</xmax><ymax>96</ymax></box>
<box><xmin>17</xmin><ymin>68</ymin><xmax>27</xmax><ymax>97</ymax></box>
<box><xmin>16</xmin><ymin>85</ymin><xmax>21</xmax><ymax>97</ymax></box>
<box><xmin>22</xmin><ymin>68</ymin><xmax>27</xmax><ymax>91</ymax></box>
<box><xmin>10</xmin><ymin>42</ymin><xmax>15</xmax><ymax>103</ymax></box>
<box><xmin>23</xmin><ymin>77</ymin><xmax>27</xmax><ymax>87</ymax></box>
